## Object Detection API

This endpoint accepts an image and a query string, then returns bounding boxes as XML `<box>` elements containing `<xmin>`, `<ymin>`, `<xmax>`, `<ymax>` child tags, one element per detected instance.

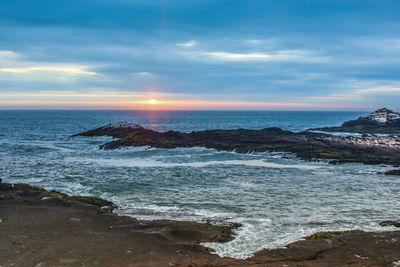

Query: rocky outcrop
<box><xmin>0</xmin><ymin>179</ymin><xmax>117</xmax><ymax>212</ymax></box>
<box><xmin>74</xmin><ymin>123</ymin><xmax>400</xmax><ymax>165</ymax></box>
<box><xmin>384</xmin><ymin>169</ymin><xmax>400</xmax><ymax>176</ymax></box>
<box><xmin>72</xmin><ymin>121</ymin><xmax>143</xmax><ymax>138</ymax></box>
<box><xmin>0</xmin><ymin>179</ymin><xmax>238</xmax><ymax>266</ymax></box>
<box><xmin>379</xmin><ymin>220</ymin><xmax>400</xmax><ymax>227</ymax></box>
<box><xmin>2</xmin><ymin>179</ymin><xmax>400</xmax><ymax>267</ymax></box>
<box><xmin>363</xmin><ymin>108</ymin><xmax>400</xmax><ymax>123</ymax></box>
<box><xmin>243</xmin><ymin>230</ymin><xmax>400</xmax><ymax>267</ymax></box>
<box><xmin>311</xmin><ymin>108</ymin><xmax>400</xmax><ymax>134</ymax></box>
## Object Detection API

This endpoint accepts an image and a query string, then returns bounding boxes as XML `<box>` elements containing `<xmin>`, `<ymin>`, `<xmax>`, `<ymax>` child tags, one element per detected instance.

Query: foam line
<box><xmin>77</xmin><ymin>158</ymin><xmax>320</xmax><ymax>169</ymax></box>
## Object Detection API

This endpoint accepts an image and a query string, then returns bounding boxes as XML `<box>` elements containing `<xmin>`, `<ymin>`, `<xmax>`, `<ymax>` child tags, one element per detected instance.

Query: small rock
<box><xmin>58</xmin><ymin>258</ymin><xmax>78</xmax><ymax>264</ymax></box>
<box><xmin>354</xmin><ymin>254</ymin><xmax>369</xmax><ymax>259</ymax></box>
<box><xmin>41</xmin><ymin>197</ymin><xmax>53</xmax><ymax>201</ymax></box>
<box><xmin>100</xmin><ymin>205</ymin><xmax>114</xmax><ymax>213</ymax></box>
<box><xmin>385</xmin><ymin>169</ymin><xmax>400</xmax><ymax>176</ymax></box>
<box><xmin>379</xmin><ymin>220</ymin><xmax>400</xmax><ymax>227</ymax></box>
<box><xmin>69</xmin><ymin>218</ymin><xmax>81</xmax><ymax>223</ymax></box>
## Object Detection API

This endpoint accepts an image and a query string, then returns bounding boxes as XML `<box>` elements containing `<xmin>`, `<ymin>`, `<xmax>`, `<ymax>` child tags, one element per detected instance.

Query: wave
<box><xmin>71</xmin><ymin>157</ymin><xmax>320</xmax><ymax>170</ymax></box>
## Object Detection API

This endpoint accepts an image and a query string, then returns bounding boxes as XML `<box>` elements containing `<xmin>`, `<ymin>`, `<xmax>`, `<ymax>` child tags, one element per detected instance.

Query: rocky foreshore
<box><xmin>74</xmin><ymin>121</ymin><xmax>400</xmax><ymax>165</ymax></box>
<box><xmin>1</xmin><ymin>179</ymin><xmax>400</xmax><ymax>267</ymax></box>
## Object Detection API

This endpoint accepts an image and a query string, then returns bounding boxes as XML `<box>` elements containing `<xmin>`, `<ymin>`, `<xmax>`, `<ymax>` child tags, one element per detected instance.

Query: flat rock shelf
<box><xmin>1</xmin><ymin>179</ymin><xmax>400</xmax><ymax>267</ymax></box>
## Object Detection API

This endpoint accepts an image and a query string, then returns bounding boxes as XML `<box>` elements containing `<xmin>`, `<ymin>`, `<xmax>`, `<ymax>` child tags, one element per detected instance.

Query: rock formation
<box><xmin>74</xmin><ymin>123</ymin><xmax>400</xmax><ymax>165</ymax></box>
<box><xmin>311</xmin><ymin>108</ymin><xmax>400</xmax><ymax>134</ymax></box>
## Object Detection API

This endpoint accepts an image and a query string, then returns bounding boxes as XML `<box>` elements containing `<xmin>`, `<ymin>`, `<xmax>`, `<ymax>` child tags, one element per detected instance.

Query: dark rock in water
<box><xmin>379</xmin><ymin>220</ymin><xmax>400</xmax><ymax>227</ymax></box>
<box><xmin>311</xmin><ymin>108</ymin><xmax>400</xmax><ymax>134</ymax></box>
<box><xmin>72</xmin><ymin>121</ymin><xmax>143</xmax><ymax>138</ymax></box>
<box><xmin>74</xmin><ymin>122</ymin><xmax>400</xmax><ymax>165</ymax></box>
<box><xmin>385</xmin><ymin>169</ymin><xmax>400</xmax><ymax>176</ymax></box>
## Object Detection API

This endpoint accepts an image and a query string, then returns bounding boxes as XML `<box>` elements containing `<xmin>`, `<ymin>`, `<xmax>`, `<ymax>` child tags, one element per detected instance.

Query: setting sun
<box><xmin>148</xmin><ymin>99</ymin><xmax>158</xmax><ymax>105</ymax></box>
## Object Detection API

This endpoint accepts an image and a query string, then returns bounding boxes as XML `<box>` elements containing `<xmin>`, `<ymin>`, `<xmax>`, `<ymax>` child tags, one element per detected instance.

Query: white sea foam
<box><xmin>310</xmin><ymin>130</ymin><xmax>363</xmax><ymax>137</ymax></box>
<box><xmin>203</xmin><ymin>217</ymin><xmax>274</xmax><ymax>259</ymax></box>
<box><xmin>71</xmin><ymin>157</ymin><xmax>320</xmax><ymax>170</ymax></box>
<box><xmin>203</xmin><ymin>215</ymin><xmax>399</xmax><ymax>259</ymax></box>
<box><xmin>114</xmin><ymin>204</ymin><xmax>237</xmax><ymax>222</ymax></box>
<box><xmin>0</xmin><ymin>140</ymin><xmax>75</xmax><ymax>153</ymax></box>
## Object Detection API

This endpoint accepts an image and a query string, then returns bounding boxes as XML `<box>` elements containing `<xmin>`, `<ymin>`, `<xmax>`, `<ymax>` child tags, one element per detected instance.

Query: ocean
<box><xmin>1</xmin><ymin>110</ymin><xmax>399</xmax><ymax>258</ymax></box>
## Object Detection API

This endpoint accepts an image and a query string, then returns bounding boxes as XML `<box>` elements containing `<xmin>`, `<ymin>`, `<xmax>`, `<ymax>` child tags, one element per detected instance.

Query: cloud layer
<box><xmin>0</xmin><ymin>0</ymin><xmax>399</xmax><ymax>109</ymax></box>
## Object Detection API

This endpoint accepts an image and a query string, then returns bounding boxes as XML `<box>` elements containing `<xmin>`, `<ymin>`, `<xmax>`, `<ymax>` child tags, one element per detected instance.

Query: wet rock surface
<box><xmin>380</xmin><ymin>220</ymin><xmax>400</xmax><ymax>227</ymax></box>
<box><xmin>75</xmin><ymin>123</ymin><xmax>400</xmax><ymax>165</ymax></box>
<box><xmin>1</xmin><ymin>180</ymin><xmax>400</xmax><ymax>266</ymax></box>
<box><xmin>385</xmin><ymin>169</ymin><xmax>400</xmax><ymax>176</ymax></box>
<box><xmin>0</xmin><ymin>180</ymin><xmax>237</xmax><ymax>267</ymax></box>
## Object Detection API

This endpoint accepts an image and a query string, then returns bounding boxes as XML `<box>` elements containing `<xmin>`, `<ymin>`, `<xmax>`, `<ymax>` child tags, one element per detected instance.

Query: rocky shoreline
<box><xmin>1</xmin><ymin>179</ymin><xmax>400</xmax><ymax>266</ymax></box>
<box><xmin>74</xmin><ymin>121</ymin><xmax>400</xmax><ymax>166</ymax></box>
<box><xmin>3</xmin><ymin>109</ymin><xmax>400</xmax><ymax>266</ymax></box>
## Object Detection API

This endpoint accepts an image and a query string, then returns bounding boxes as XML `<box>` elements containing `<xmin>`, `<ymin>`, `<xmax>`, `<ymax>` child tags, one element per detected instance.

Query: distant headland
<box><xmin>311</xmin><ymin>108</ymin><xmax>400</xmax><ymax>134</ymax></box>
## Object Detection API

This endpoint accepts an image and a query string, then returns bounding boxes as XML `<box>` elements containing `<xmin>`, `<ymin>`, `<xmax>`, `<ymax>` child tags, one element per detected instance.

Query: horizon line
<box><xmin>0</xmin><ymin>108</ymin><xmax>375</xmax><ymax>112</ymax></box>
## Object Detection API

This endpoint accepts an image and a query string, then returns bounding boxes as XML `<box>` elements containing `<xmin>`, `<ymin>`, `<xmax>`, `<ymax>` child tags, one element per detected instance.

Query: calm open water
<box><xmin>1</xmin><ymin>110</ymin><xmax>399</xmax><ymax>258</ymax></box>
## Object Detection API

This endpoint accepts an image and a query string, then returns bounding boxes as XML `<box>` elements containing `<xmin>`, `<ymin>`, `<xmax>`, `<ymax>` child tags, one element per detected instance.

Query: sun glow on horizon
<box><xmin>0</xmin><ymin>92</ymin><xmax>374</xmax><ymax>110</ymax></box>
<box><xmin>148</xmin><ymin>99</ymin><xmax>158</xmax><ymax>105</ymax></box>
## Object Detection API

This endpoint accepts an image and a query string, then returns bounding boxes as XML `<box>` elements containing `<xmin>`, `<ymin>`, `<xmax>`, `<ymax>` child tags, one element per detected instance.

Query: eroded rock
<box><xmin>74</xmin><ymin>122</ymin><xmax>400</xmax><ymax>165</ymax></box>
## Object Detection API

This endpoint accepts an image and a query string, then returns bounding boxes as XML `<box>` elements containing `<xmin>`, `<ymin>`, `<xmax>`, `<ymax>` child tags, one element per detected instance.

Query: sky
<box><xmin>0</xmin><ymin>0</ymin><xmax>400</xmax><ymax>110</ymax></box>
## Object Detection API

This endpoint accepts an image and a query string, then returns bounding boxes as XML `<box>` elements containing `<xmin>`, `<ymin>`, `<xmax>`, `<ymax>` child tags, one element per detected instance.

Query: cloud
<box><xmin>0</xmin><ymin>50</ymin><xmax>97</xmax><ymax>76</ymax></box>
<box><xmin>0</xmin><ymin>91</ymin><xmax>141</xmax><ymax>99</ymax></box>
<box><xmin>305</xmin><ymin>94</ymin><xmax>360</xmax><ymax>101</ymax></box>
<box><xmin>0</xmin><ymin>1</ymin><xmax>400</xmax><ymax>109</ymax></box>
<box><xmin>177</xmin><ymin>40</ymin><xmax>197</xmax><ymax>47</ymax></box>
<box><xmin>134</xmin><ymin>72</ymin><xmax>152</xmax><ymax>75</ymax></box>
<box><xmin>243</xmin><ymin>39</ymin><xmax>264</xmax><ymax>45</ymax></box>
<box><xmin>0</xmin><ymin>50</ymin><xmax>18</xmax><ymax>58</ymax></box>
<box><xmin>199</xmin><ymin>50</ymin><xmax>328</xmax><ymax>63</ymax></box>
<box><xmin>202</xmin><ymin>52</ymin><xmax>270</xmax><ymax>60</ymax></box>
<box><xmin>357</xmin><ymin>87</ymin><xmax>400</xmax><ymax>93</ymax></box>
<box><xmin>0</xmin><ymin>66</ymin><xmax>97</xmax><ymax>75</ymax></box>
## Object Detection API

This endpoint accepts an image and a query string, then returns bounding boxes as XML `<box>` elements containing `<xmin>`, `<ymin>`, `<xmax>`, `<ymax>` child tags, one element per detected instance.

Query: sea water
<box><xmin>1</xmin><ymin>110</ymin><xmax>399</xmax><ymax>258</ymax></box>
